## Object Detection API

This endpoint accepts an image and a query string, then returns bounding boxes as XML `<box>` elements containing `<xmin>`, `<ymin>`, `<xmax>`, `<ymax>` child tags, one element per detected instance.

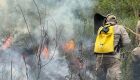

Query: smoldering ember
<box><xmin>0</xmin><ymin>0</ymin><xmax>97</xmax><ymax>80</ymax></box>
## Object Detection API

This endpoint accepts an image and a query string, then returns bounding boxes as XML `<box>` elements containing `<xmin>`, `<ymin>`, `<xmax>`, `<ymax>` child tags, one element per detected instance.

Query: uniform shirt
<box><xmin>114</xmin><ymin>25</ymin><xmax>131</xmax><ymax>47</ymax></box>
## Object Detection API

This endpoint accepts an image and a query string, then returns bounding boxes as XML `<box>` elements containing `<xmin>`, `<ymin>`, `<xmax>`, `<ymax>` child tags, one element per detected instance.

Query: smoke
<box><xmin>44</xmin><ymin>0</ymin><xmax>96</xmax><ymax>40</ymax></box>
<box><xmin>0</xmin><ymin>49</ymin><xmax>27</xmax><ymax>80</ymax></box>
<box><xmin>0</xmin><ymin>0</ymin><xmax>7</xmax><ymax>8</ymax></box>
<box><xmin>0</xmin><ymin>0</ymin><xmax>97</xmax><ymax>44</ymax></box>
<box><xmin>0</xmin><ymin>0</ymin><xmax>97</xmax><ymax>80</ymax></box>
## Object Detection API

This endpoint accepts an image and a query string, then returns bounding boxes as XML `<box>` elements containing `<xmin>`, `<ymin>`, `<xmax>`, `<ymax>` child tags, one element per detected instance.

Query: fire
<box><xmin>63</xmin><ymin>39</ymin><xmax>75</xmax><ymax>53</ymax></box>
<box><xmin>42</xmin><ymin>47</ymin><xmax>49</xmax><ymax>59</ymax></box>
<box><xmin>1</xmin><ymin>35</ymin><xmax>13</xmax><ymax>50</ymax></box>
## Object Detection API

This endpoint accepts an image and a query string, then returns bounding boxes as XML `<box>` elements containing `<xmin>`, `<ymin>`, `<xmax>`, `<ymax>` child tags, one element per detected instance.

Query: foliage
<box><xmin>95</xmin><ymin>0</ymin><xmax>140</xmax><ymax>17</ymax></box>
<box><xmin>94</xmin><ymin>0</ymin><xmax>140</xmax><ymax>44</ymax></box>
<box><xmin>93</xmin><ymin>0</ymin><xmax>140</xmax><ymax>80</ymax></box>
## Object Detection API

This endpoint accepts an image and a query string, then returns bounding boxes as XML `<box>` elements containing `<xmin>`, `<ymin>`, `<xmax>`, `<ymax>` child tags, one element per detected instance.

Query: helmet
<box><xmin>106</xmin><ymin>14</ymin><xmax>117</xmax><ymax>25</ymax></box>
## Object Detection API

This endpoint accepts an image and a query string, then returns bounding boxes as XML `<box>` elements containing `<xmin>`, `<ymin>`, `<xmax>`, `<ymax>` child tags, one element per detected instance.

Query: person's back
<box><xmin>132</xmin><ymin>12</ymin><xmax>140</xmax><ymax>80</ymax></box>
<box><xmin>95</xmin><ymin>14</ymin><xmax>131</xmax><ymax>80</ymax></box>
<box><xmin>132</xmin><ymin>47</ymin><xmax>140</xmax><ymax>80</ymax></box>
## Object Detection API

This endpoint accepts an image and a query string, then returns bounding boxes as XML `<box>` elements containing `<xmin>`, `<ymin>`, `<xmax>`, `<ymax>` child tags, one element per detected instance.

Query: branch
<box><xmin>22</xmin><ymin>56</ymin><xmax>29</xmax><ymax>80</ymax></box>
<box><xmin>17</xmin><ymin>4</ymin><xmax>34</xmax><ymax>45</ymax></box>
<box><xmin>11</xmin><ymin>60</ymin><xmax>12</xmax><ymax>80</ymax></box>
<box><xmin>41</xmin><ymin>25</ymin><xmax>64</xmax><ymax>68</ymax></box>
<box><xmin>32</xmin><ymin>0</ymin><xmax>42</xmax><ymax>25</ymax></box>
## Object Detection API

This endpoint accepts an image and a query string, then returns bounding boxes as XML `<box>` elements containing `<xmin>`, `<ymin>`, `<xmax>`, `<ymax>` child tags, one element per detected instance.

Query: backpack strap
<box><xmin>99</xmin><ymin>24</ymin><xmax>111</xmax><ymax>34</ymax></box>
<box><xmin>114</xmin><ymin>34</ymin><xmax>123</xmax><ymax>53</ymax></box>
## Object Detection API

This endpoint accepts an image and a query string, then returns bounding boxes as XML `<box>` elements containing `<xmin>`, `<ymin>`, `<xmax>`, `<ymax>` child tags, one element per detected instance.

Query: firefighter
<box><xmin>132</xmin><ymin>12</ymin><xmax>140</xmax><ymax>80</ymax></box>
<box><xmin>135</xmin><ymin>13</ymin><xmax>140</xmax><ymax>45</ymax></box>
<box><xmin>95</xmin><ymin>14</ymin><xmax>131</xmax><ymax>80</ymax></box>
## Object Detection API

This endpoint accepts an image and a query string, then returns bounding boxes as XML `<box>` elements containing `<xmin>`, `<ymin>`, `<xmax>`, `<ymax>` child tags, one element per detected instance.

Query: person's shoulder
<box><xmin>114</xmin><ymin>24</ymin><xmax>125</xmax><ymax>30</ymax></box>
<box><xmin>115</xmin><ymin>24</ymin><xmax>124</xmax><ymax>27</ymax></box>
<box><xmin>137</xmin><ymin>20</ymin><xmax>140</xmax><ymax>24</ymax></box>
<box><xmin>132</xmin><ymin>47</ymin><xmax>140</xmax><ymax>56</ymax></box>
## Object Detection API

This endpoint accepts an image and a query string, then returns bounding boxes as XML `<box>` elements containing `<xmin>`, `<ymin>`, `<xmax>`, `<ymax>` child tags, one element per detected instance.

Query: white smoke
<box><xmin>0</xmin><ymin>49</ymin><xmax>27</xmax><ymax>80</ymax></box>
<box><xmin>0</xmin><ymin>0</ymin><xmax>97</xmax><ymax>80</ymax></box>
<box><xmin>44</xmin><ymin>0</ymin><xmax>96</xmax><ymax>40</ymax></box>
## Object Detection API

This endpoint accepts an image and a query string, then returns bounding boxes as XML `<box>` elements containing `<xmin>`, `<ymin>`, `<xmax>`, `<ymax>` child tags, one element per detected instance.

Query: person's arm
<box><xmin>136</xmin><ymin>21</ymin><xmax>140</xmax><ymax>42</ymax></box>
<box><xmin>120</xmin><ymin>25</ymin><xmax>131</xmax><ymax>46</ymax></box>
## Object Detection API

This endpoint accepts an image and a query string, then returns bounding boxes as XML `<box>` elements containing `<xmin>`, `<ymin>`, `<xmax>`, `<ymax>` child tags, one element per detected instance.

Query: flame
<box><xmin>63</xmin><ymin>40</ymin><xmax>75</xmax><ymax>52</ymax></box>
<box><xmin>42</xmin><ymin>47</ymin><xmax>49</xmax><ymax>59</ymax></box>
<box><xmin>1</xmin><ymin>35</ymin><xmax>13</xmax><ymax>50</ymax></box>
